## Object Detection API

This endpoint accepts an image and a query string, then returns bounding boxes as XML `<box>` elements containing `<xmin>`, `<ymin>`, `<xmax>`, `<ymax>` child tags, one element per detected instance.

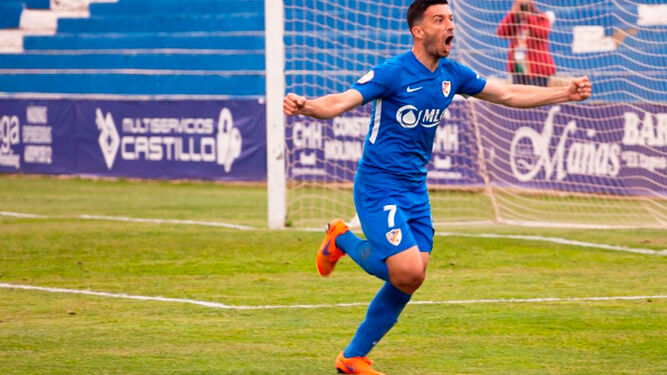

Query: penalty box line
<box><xmin>1</xmin><ymin>210</ymin><xmax>665</xmax><ymax>255</ymax></box>
<box><xmin>0</xmin><ymin>283</ymin><xmax>664</xmax><ymax>311</ymax></box>
<box><xmin>0</xmin><ymin>211</ymin><xmax>253</xmax><ymax>230</ymax></box>
<box><xmin>436</xmin><ymin>232</ymin><xmax>667</xmax><ymax>256</ymax></box>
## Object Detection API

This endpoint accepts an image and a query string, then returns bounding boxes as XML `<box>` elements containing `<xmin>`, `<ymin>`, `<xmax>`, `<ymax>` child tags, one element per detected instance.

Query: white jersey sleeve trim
<box><xmin>369</xmin><ymin>98</ymin><xmax>382</xmax><ymax>144</ymax></box>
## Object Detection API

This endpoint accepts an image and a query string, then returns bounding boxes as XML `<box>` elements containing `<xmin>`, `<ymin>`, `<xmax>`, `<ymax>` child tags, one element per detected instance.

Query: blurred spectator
<box><xmin>497</xmin><ymin>0</ymin><xmax>556</xmax><ymax>86</ymax></box>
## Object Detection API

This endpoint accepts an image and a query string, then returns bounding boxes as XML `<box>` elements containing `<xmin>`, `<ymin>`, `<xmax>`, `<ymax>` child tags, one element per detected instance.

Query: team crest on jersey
<box><xmin>442</xmin><ymin>80</ymin><xmax>452</xmax><ymax>97</ymax></box>
<box><xmin>357</xmin><ymin>70</ymin><xmax>375</xmax><ymax>84</ymax></box>
<box><xmin>385</xmin><ymin>228</ymin><xmax>402</xmax><ymax>246</ymax></box>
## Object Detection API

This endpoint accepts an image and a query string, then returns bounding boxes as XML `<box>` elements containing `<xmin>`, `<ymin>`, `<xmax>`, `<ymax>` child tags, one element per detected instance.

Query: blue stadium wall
<box><xmin>0</xmin><ymin>0</ymin><xmax>665</xmax><ymax>186</ymax></box>
<box><xmin>0</xmin><ymin>0</ymin><xmax>664</xmax><ymax>99</ymax></box>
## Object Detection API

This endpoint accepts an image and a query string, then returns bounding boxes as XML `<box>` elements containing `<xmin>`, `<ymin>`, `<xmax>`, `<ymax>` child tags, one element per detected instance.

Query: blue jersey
<box><xmin>352</xmin><ymin>51</ymin><xmax>486</xmax><ymax>190</ymax></box>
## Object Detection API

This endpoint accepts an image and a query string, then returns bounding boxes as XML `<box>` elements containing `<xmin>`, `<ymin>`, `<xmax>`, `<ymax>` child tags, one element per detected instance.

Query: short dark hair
<box><xmin>407</xmin><ymin>0</ymin><xmax>449</xmax><ymax>30</ymax></box>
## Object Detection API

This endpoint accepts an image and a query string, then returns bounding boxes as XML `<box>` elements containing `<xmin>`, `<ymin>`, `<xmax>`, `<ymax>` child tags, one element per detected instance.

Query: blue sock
<box><xmin>336</xmin><ymin>231</ymin><xmax>389</xmax><ymax>281</ymax></box>
<box><xmin>344</xmin><ymin>282</ymin><xmax>412</xmax><ymax>358</ymax></box>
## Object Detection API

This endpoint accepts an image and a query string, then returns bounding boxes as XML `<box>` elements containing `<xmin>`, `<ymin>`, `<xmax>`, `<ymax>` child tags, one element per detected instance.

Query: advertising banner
<box><xmin>0</xmin><ymin>99</ymin><xmax>77</xmax><ymax>175</ymax></box>
<box><xmin>286</xmin><ymin>107</ymin><xmax>368</xmax><ymax>183</ymax></box>
<box><xmin>2</xmin><ymin>97</ymin><xmax>665</xmax><ymax>197</ymax></box>
<box><xmin>0</xmin><ymin>98</ymin><xmax>266</xmax><ymax>181</ymax></box>
<box><xmin>285</xmin><ymin>101</ymin><xmax>483</xmax><ymax>186</ymax></box>
<box><xmin>426</xmin><ymin>100</ymin><xmax>484</xmax><ymax>186</ymax></box>
<box><xmin>476</xmin><ymin>102</ymin><xmax>667</xmax><ymax>196</ymax></box>
<box><xmin>285</xmin><ymin>100</ymin><xmax>665</xmax><ymax>197</ymax></box>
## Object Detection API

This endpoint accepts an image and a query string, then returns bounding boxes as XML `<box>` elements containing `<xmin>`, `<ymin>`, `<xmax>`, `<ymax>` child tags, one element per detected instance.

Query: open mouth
<box><xmin>445</xmin><ymin>35</ymin><xmax>454</xmax><ymax>45</ymax></box>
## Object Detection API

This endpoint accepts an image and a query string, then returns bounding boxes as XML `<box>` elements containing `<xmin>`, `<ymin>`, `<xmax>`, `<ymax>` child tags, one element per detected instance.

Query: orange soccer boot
<box><xmin>335</xmin><ymin>351</ymin><xmax>386</xmax><ymax>375</ymax></box>
<box><xmin>316</xmin><ymin>218</ymin><xmax>348</xmax><ymax>276</ymax></box>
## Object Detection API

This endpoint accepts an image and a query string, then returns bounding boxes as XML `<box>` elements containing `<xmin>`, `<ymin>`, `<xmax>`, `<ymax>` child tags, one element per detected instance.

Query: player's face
<box><xmin>419</xmin><ymin>4</ymin><xmax>455</xmax><ymax>58</ymax></box>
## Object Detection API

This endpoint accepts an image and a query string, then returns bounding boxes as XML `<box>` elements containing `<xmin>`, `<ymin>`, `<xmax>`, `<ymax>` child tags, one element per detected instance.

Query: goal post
<box><xmin>267</xmin><ymin>0</ymin><xmax>667</xmax><ymax>230</ymax></box>
<box><xmin>265</xmin><ymin>0</ymin><xmax>287</xmax><ymax>229</ymax></box>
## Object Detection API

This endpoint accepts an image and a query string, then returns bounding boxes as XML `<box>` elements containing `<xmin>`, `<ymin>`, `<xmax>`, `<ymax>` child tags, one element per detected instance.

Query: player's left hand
<box><xmin>567</xmin><ymin>76</ymin><xmax>592</xmax><ymax>101</ymax></box>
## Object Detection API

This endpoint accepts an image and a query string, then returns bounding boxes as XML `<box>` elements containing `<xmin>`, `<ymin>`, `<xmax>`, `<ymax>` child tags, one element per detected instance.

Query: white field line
<box><xmin>77</xmin><ymin>214</ymin><xmax>253</xmax><ymax>230</ymax></box>
<box><xmin>0</xmin><ymin>283</ymin><xmax>664</xmax><ymax>311</ymax></box>
<box><xmin>436</xmin><ymin>232</ymin><xmax>667</xmax><ymax>256</ymax></box>
<box><xmin>1</xmin><ymin>210</ymin><xmax>664</xmax><ymax>255</ymax></box>
<box><xmin>0</xmin><ymin>211</ymin><xmax>252</xmax><ymax>230</ymax></box>
<box><xmin>0</xmin><ymin>211</ymin><xmax>47</xmax><ymax>218</ymax></box>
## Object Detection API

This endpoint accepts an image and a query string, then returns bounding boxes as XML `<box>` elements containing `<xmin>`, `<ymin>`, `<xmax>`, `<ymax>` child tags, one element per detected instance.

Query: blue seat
<box><xmin>588</xmin><ymin>74</ymin><xmax>667</xmax><ymax>102</ymax></box>
<box><xmin>0</xmin><ymin>51</ymin><xmax>265</xmax><ymax>70</ymax></box>
<box><xmin>1</xmin><ymin>0</ymin><xmax>664</xmax><ymax>99</ymax></box>
<box><xmin>57</xmin><ymin>13</ymin><xmax>264</xmax><ymax>33</ymax></box>
<box><xmin>621</xmin><ymin>28</ymin><xmax>667</xmax><ymax>54</ymax></box>
<box><xmin>0</xmin><ymin>72</ymin><xmax>265</xmax><ymax>95</ymax></box>
<box><xmin>0</xmin><ymin>0</ymin><xmax>268</xmax><ymax>96</ymax></box>
<box><xmin>0</xmin><ymin>2</ymin><xmax>23</xmax><ymax>29</ymax></box>
<box><xmin>90</xmin><ymin>0</ymin><xmax>263</xmax><ymax>15</ymax></box>
<box><xmin>20</xmin><ymin>0</ymin><xmax>50</xmax><ymax>8</ymax></box>
<box><xmin>23</xmin><ymin>33</ymin><xmax>265</xmax><ymax>50</ymax></box>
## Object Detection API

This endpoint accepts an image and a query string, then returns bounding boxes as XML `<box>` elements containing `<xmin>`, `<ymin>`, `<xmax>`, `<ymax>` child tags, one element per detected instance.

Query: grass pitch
<box><xmin>0</xmin><ymin>175</ymin><xmax>665</xmax><ymax>374</ymax></box>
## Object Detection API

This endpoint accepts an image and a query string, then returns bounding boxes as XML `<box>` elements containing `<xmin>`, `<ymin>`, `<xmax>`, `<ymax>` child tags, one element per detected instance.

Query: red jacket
<box><xmin>497</xmin><ymin>11</ymin><xmax>556</xmax><ymax>77</ymax></box>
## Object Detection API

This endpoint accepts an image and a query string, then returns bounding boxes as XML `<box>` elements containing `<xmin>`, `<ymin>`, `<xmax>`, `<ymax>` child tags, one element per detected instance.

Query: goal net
<box><xmin>275</xmin><ymin>0</ymin><xmax>667</xmax><ymax>229</ymax></box>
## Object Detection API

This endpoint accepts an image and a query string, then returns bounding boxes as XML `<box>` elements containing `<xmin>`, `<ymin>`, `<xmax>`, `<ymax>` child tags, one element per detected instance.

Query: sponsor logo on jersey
<box><xmin>396</xmin><ymin>105</ymin><xmax>446</xmax><ymax>128</ymax></box>
<box><xmin>357</xmin><ymin>70</ymin><xmax>375</xmax><ymax>84</ymax></box>
<box><xmin>442</xmin><ymin>80</ymin><xmax>452</xmax><ymax>97</ymax></box>
<box><xmin>406</xmin><ymin>86</ymin><xmax>423</xmax><ymax>93</ymax></box>
<box><xmin>386</xmin><ymin>228</ymin><xmax>402</xmax><ymax>246</ymax></box>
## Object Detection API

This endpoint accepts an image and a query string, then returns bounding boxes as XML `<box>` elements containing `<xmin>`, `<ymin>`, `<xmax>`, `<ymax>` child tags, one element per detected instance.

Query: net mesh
<box><xmin>283</xmin><ymin>0</ymin><xmax>667</xmax><ymax>229</ymax></box>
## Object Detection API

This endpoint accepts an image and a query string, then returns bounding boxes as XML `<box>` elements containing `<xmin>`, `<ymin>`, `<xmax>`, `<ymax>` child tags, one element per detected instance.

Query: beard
<box><xmin>424</xmin><ymin>33</ymin><xmax>449</xmax><ymax>58</ymax></box>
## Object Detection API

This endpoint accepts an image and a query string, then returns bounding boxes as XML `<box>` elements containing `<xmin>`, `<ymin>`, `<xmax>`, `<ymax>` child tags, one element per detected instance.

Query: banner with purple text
<box><xmin>475</xmin><ymin>102</ymin><xmax>667</xmax><ymax>196</ymax></box>
<box><xmin>0</xmin><ymin>99</ymin><xmax>77</xmax><ymax>174</ymax></box>
<box><xmin>2</xmin><ymin>98</ymin><xmax>665</xmax><ymax>197</ymax></box>
<box><xmin>285</xmin><ymin>100</ymin><xmax>666</xmax><ymax>197</ymax></box>
<box><xmin>0</xmin><ymin>98</ymin><xmax>266</xmax><ymax>181</ymax></box>
<box><xmin>285</xmin><ymin>101</ymin><xmax>484</xmax><ymax>186</ymax></box>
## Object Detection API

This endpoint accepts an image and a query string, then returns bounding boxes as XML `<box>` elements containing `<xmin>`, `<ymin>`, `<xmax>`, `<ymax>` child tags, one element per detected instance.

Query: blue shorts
<box><xmin>354</xmin><ymin>180</ymin><xmax>434</xmax><ymax>260</ymax></box>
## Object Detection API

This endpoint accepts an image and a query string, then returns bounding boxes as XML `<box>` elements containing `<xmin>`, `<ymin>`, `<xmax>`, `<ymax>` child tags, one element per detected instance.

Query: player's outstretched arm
<box><xmin>474</xmin><ymin>76</ymin><xmax>592</xmax><ymax>108</ymax></box>
<box><xmin>283</xmin><ymin>89</ymin><xmax>364</xmax><ymax>120</ymax></box>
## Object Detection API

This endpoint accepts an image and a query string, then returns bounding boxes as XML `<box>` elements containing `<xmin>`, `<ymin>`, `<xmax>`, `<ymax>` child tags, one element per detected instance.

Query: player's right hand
<box><xmin>283</xmin><ymin>93</ymin><xmax>307</xmax><ymax>116</ymax></box>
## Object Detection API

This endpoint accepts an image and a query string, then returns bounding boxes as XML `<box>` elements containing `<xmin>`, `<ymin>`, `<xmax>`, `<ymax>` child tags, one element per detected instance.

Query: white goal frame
<box><xmin>265</xmin><ymin>0</ymin><xmax>287</xmax><ymax>229</ymax></box>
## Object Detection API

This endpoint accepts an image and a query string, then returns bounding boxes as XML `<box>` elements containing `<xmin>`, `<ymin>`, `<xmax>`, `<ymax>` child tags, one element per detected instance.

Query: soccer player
<box><xmin>283</xmin><ymin>0</ymin><xmax>592</xmax><ymax>374</ymax></box>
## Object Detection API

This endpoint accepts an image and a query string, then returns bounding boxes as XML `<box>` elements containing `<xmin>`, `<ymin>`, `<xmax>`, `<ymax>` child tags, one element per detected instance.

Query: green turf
<box><xmin>287</xmin><ymin>183</ymin><xmax>667</xmax><ymax>229</ymax></box>
<box><xmin>0</xmin><ymin>175</ymin><xmax>665</xmax><ymax>374</ymax></box>
<box><xmin>0</xmin><ymin>174</ymin><xmax>266</xmax><ymax>227</ymax></box>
